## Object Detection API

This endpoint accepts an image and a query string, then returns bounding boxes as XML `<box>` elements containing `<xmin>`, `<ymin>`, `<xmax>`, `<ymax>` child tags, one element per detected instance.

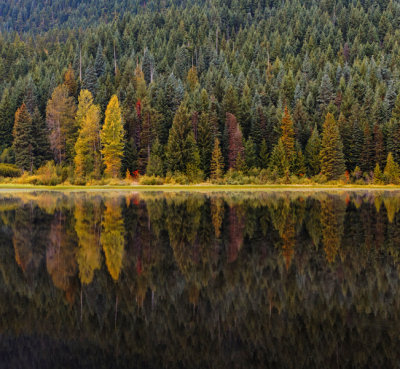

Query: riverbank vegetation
<box><xmin>2</xmin><ymin>0</ymin><xmax>400</xmax><ymax>186</ymax></box>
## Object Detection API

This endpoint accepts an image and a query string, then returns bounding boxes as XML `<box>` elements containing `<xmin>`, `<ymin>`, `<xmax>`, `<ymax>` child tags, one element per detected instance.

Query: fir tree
<box><xmin>280</xmin><ymin>106</ymin><xmax>296</xmax><ymax>169</ymax></box>
<box><xmin>210</xmin><ymin>138</ymin><xmax>224</xmax><ymax>180</ymax></box>
<box><xmin>0</xmin><ymin>88</ymin><xmax>14</xmax><ymax>151</ymax></box>
<box><xmin>166</xmin><ymin>103</ymin><xmax>195</xmax><ymax>173</ymax></box>
<box><xmin>101</xmin><ymin>95</ymin><xmax>125</xmax><ymax>177</ymax></box>
<box><xmin>384</xmin><ymin>152</ymin><xmax>400</xmax><ymax>184</ymax></box>
<box><xmin>146</xmin><ymin>138</ymin><xmax>164</xmax><ymax>177</ymax></box>
<box><xmin>305</xmin><ymin>125</ymin><xmax>321</xmax><ymax>176</ymax></box>
<box><xmin>258</xmin><ymin>139</ymin><xmax>269</xmax><ymax>169</ymax></box>
<box><xmin>83</xmin><ymin>64</ymin><xmax>98</xmax><ymax>96</ymax></box>
<box><xmin>269</xmin><ymin>138</ymin><xmax>289</xmax><ymax>177</ymax></box>
<box><xmin>94</xmin><ymin>44</ymin><xmax>106</xmax><ymax>77</ymax></box>
<box><xmin>244</xmin><ymin>137</ymin><xmax>257</xmax><ymax>171</ymax></box>
<box><xmin>320</xmin><ymin>112</ymin><xmax>346</xmax><ymax>179</ymax></box>
<box><xmin>13</xmin><ymin>104</ymin><xmax>34</xmax><ymax>172</ymax></box>
<box><xmin>31</xmin><ymin>108</ymin><xmax>51</xmax><ymax>168</ymax></box>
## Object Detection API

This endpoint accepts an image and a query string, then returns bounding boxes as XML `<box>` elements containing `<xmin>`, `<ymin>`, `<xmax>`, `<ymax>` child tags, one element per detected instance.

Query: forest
<box><xmin>2</xmin><ymin>0</ymin><xmax>400</xmax><ymax>185</ymax></box>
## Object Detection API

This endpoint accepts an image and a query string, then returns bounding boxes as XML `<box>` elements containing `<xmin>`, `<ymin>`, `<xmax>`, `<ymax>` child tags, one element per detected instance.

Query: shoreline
<box><xmin>1</xmin><ymin>184</ymin><xmax>400</xmax><ymax>192</ymax></box>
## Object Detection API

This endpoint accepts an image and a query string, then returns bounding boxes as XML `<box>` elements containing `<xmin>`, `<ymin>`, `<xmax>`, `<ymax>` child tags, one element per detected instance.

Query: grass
<box><xmin>1</xmin><ymin>183</ymin><xmax>400</xmax><ymax>192</ymax></box>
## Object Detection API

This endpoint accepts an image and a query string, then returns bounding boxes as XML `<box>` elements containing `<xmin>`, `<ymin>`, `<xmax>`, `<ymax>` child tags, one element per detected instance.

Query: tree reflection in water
<box><xmin>0</xmin><ymin>190</ymin><xmax>400</xmax><ymax>368</ymax></box>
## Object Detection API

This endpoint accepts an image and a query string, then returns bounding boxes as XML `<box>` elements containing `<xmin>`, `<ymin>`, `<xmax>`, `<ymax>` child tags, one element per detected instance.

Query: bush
<box><xmin>0</xmin><ymin>163</ymin><xmax>22</xmax><ymax>177</ymax></box>
<box><xmin>34</xmin><ymin>161</ymin><xmax>61</xmax><ymax>185</ymax></box>
<box><xmin>139</xmin><ymin>175</ymin><xmax>164</xmax><ymax>185</ymax></box>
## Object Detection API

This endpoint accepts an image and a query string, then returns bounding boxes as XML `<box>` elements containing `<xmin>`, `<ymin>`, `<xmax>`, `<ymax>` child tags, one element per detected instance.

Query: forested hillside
<box><xmin>1</xmin><ymin>0</ymin><xmax>400</xmax><ymax>184</ymax></box>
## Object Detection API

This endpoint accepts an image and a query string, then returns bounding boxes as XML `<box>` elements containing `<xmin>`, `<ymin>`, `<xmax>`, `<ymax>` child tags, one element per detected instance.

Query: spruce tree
<box><xmin>305</xmin><ymin>125</ymin><xmax>321</xmax><ymax>176</ymax></box>
<box><xmin>100</xmin><ymin>95</ymin><xmax>125</xmax><ymax>177</ymax></box>
<box><xmin>280</xmin><ymin>106</ymin><xmax>296</xmax><ymax>169</ymax></box>
<box><xmin>258</xmin><ymin>139</ymin><xmax>269</xmax><ymax>169</ymax></box>
<box><xmin>166</xmin><ymin>103</ymin><xmax>194</xmax><ymax>173</ymax></box>
<box><xmin>244</xmin><ymin>137</ymin><xmax>257</xmax><ymax>171</ymax></box>
<box><xmin>197</xmin><ymin>113</ymin><xmax>214</xmax><ymax>176</ymax></box>
<box><xmin>0</xmin><ymin>88</ymin><xmax>14</xmax><ymax>151</ymax></box>
<box><xmin>146</xmin><ymin>138</ymin><xmax>164</xmax><ymax>177</ymax></box>
<box><xmin>31</xmin><ymin>108</ymin><xmax>51</xmax><ymax>168</ymax></box>
<box><xmin>384</xmin><ymin>152</ymin><xmax>400</xmax><ymax>184</ymax></box>
<box><xmin>94</xmin><ymin>44</ymin><xmax>106</xmax><ymax>77</ymax></box>
<box><xmin>269</xmin><ymin>138</ymin><xmax>289</xmax><ymax>177</ymax></box>
<box><xmin>83</xmin><ymin>64</ymin><xmax>98</xmax><ymax>96</ymax></box>
<box><xmin>320</xmin><ymin>112</ymin><xmax>346</xmax><ymax>180</ymax></box>
<box><xmin>13</xmin><ymin>104</ymin><xmax>34</xmax><ymax>172</ymax></box>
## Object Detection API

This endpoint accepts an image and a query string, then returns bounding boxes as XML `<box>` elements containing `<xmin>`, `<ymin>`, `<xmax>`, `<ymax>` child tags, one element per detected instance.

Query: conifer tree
<box><xmin>374</xmin><ymin>123</ymin><xmax>386</xmax><ymax>168</ymax></box>
<box><xmin>210</xmin><ymin>138</ymin><xmax>224</xmax><ymax>180</ymax></box>
<box><xmin>259</xmin><ymin>139</ymin><xmax>269</xmax><ymax>169</ymax></box>
<box><xmin>166</xmin><ymin>103</ymin><xmax>195</xmax><ymax>173</ymax></box>
<box><xmin>225</xmin><ymin>113</ymin><xmax>244</xmax><ymax>170</ymax></box>
<box><xmin>197</xmin><ymin>113</ymin><xmax>214</xmax><ymax>176</ymax></box>
<box><xmin>269</xmin><ymin>138</ymin><xmax>289</xmax><ymax>177</ymax></box>
<box><xmin>31</xmin><ymin>107</ymin><xmax>51</xmax><ymax>168</ymax></box>
<box><xmin>83</xmin><ymin>64</ymin><xmax>98</xmax><ymax>96</ymax></box>
<box><xmin>305</xmin><ymin>125</ymin><xmax>321</xmax><ymax>177</ymax></box>
<box><xmin>320</xmin><ymin>112</ymin><xmax>346</xmax><ymax>179</ymax></box>
<box><xmin>63</xmin><ymin>67</ymin><xmax>78</xmax><ymax>97</ymax></box>
<box><xmin>244</xmin><ymin>137</ymin><xmax>257</xmax><ymax>171</ymax></box>
<box><xmin>0</xmin><ymin>88</ymin><xmax>14</xmax><ymax>151</ymax></box>
<box><xmin>101</xmin><ymin>95</ymin><xmax>125</xmax><ymax>177</ymax></box>
<box><xmin>146</xmin><ymin>138</ymin><xmax>164</xmax><ymax>177</ymax></box>
<box><xmin>360</xmin><ymin>124</ymin><xmax>374</xmax><ymax>173</ymax></box>
<box><xmin>13</xmin><ymin>104</ymin><xmax>34</xmax><ymax>171</ymax></box>
<box><xmin>94</xmin><ymin>44</ymin><xmax>106</xmax><ymax>77</ymax></box>
<box><xmin>384</xmin><ymin>152</ymin><xmax>400</xmax><ymax>184</ymax></box>
<box><xmin>280</xmin><ymin>106</ymin><xmax>296</xmax><ymax>168</ymax></box>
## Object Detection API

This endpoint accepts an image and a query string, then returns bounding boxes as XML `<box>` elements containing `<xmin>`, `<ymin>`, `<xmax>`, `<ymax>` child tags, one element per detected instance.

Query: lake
<box><xmin>0</xmin><ymin>190</ymin><xmax>399</xmax><ymax>368</ymax></box>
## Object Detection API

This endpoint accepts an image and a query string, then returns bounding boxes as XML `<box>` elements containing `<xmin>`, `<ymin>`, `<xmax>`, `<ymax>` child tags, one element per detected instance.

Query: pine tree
<box><xmin>384</xmin><ymin>152</ymin><xmax>400</xmax><ymax>184</ymax></box>
<box><xmin>305</xmin><ymin>125</ymin><xmax>321</xmax><ymax>176</ymax></box>
<box><xmin>360</xmin><ymin>124</ymin><xmax>374</xmax><ymax>173</ymax></box>
<box><xmin>83</xmin><ymin>64</ymin><xmax>98</xmax><ymax>96</ymax></box>
<box><xmin>269</xmin><ymin>138</ymin><xmax>289</xmax><ymax>177</ymax></box>
<box><xmin>146</xmin><ymin>138</ymin><xmax>164</xmax><ymax>176</ymax></box>
<box><xmin>320</xmin><ymin>112</ymin><xmax>346</xmax><ymax>180</ymax></box>
<box><xmin>13</xmin><ymin>104</ymin><xmax>34</xmax><ymax>172</ymax></box>
<box><xmin>374</xmin><ymin>123</ymin><xmax>386</xmax><ymax>168</ymax></box>
<box><xmin>225</xmin><ymin>113</ymin><xmax>244</xmax><ymax>170</ymax></box>
<box><xmin>197</xmin><ymin>112</ymin><xmax>214</xmax><ymax>176</ymax></box>
<box><xmin>0</xmin><ymin>88</ymin><xmax>14</xmax><ymax>151</ymax></box>
<box><xmin>74</xmin><ymin>104</ymin><xmax>101</xmax><ymax>179</ymax></box>
<box><xmin>94</xmin><ymin>44</ymin><xmax>106</xmax><ymax>77</ymax></box>
<box><xmin>100</xmin><ymin>95</ymin><xmax>125</xmax><ymax>177</ymax></box>
<box><xmin>210</xmin><ymin>138</ymin><xmax>224</xmax><ymax>180</ymax></box>
<box><xmin>280</xmin><ymin>106</ymin><xmax>296</xmax><ymax>169</ymax></box>
<box><xmin>244</xmin><ymin>137</ymin><xmax>257</xmax><ymax>171</ymax></box>
<box><xmin>259</xmin><ymin>139</ymin><xmax>269</xmax><ymax>169</ymax></box>
<box><xmin>31</xmin><ymin>108</ymin><xmax>51</xmax><ymax>168</ymax></box>
<box><xmin>166</xmin><ymin>103</ymin><xmax>194</xmax><ymax>173</ymax></box>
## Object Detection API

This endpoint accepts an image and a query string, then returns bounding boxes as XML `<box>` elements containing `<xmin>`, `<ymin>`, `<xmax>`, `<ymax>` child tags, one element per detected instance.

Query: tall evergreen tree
<box><xmin>13</xmin><ymin>104</ymin><xmax>33</xmax><ymax>171</ymax></box>
<box><xmin>320</xmin><ymin>112</ymin><xmax>346</xmax><ymax>179</ymax></box>
<box><xmin>305</xmin><ymin>125</ymin><xmax>321</xmax><ymax>176</ymax></box>
<box><xmin>280</xmin><ymin>106</ymin><xmax>296</xmax><ymax>169</ymax></box>
<box><xmin>210</xmin><ymin>138</ymin><xmax>224</xmax><ymax>180</ymax></box>
<box><xmin>31</xmin><ymin>107</ymin><xmax>51</xmax><ymax>168</ymax></box>
<box><xmin>0</xmin><ymin>88</ymin><xmax>14</xmax><ymax>151</ymax></box>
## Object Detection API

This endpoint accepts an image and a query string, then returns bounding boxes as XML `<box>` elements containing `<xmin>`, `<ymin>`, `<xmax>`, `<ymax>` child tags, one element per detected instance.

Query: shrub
<box><xmin>139</xmin><ymin>175</ymin><xmax>164</xmax><ymax>185</ymax></box>
<box><xmin>35</xmin><ymin>161</ymin><xmax>61</xmax><ymax>185</ymax></box>
<box><xmin>0</xmin><ymin>163</ymin><xmax>22</xmax><ymax>177</ymax></box>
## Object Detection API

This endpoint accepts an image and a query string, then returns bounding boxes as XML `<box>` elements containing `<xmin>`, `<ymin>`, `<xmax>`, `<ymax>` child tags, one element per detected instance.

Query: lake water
<box><xmin>0</xmin><ymin>190</ymin><xmax>400</xmax><ymax>368</ymax></box>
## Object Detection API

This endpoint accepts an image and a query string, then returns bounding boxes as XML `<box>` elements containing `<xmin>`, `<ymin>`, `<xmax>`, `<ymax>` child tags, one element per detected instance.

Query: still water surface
<box><xmin>0</xmin><ymin>190</ymin><xmax>399</xmax><ymax>368</ymax></box>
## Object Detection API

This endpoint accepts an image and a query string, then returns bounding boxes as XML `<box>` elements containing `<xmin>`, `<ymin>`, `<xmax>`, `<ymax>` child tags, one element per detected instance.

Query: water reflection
<box><xmin>1</xmin><ymin>191</ymin><xmax>400</xmax><ymax>368</ymax></box>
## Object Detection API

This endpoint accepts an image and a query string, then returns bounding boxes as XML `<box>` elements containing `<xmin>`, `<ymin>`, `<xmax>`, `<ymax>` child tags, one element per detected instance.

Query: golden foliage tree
<box><xmin>100</xmin><ymin>95</ymin><xmax>125</xmax><ymax>177</ymax></box>
<box><xmin>101</xmin><ymin>198</ymin><xmax>125</xmax><ymax>281</ymax></box>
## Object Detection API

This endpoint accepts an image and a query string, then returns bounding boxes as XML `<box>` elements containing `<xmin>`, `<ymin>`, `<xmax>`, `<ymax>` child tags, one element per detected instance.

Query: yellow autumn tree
<box><xmin>100</xmin><ymin>95</ymin><xmax>125</xmax><ymax>177</ymax></box>
<box><xmin>74</xmin><ymin>90</ymin><xmax>101</xmax><ymax>179</ymax></box>
<box><xmin>74</xmin><ymin>197</ymin><xmax>102</xmax><ymax>285</ymax></box>
<box><xmin>101</xmin><ymin>198</ymin><xmax>125</xmax><ymax>280</ymax></box>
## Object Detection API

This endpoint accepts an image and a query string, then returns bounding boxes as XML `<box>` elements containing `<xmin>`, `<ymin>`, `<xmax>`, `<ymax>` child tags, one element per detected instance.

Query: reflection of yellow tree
<box><xmin>210</xmin><ymin>196</ymin><xmax>224</xmax><ymax>238</ymax></box>
<box><xmin>320</xmin><ymin>196</ymin><xmax>345</xmax><ymax>263</ymax></box>
<box><xmin>227</xmin><ymin>205</ymin><xmax>245</xmax><ymax>263</ymax></box>
<box><xmin>74</xmin><ymin>197</ymin><xmax>102</xmax><ymax>285</ymax></box>
<box><xmin>101</xmin><ymin>198</ymin><xmax>125</xmax><ymax>281</ymax></box>
<box><xmin>47</xmin><ymin>212</ymin><xmax>78</xmax><ymax>303</ymax></box>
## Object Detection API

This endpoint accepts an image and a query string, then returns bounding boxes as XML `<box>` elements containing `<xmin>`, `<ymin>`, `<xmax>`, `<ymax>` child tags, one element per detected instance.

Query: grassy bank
<box><xmin>1</xmin><ymin>183</ymin><xmax>400</xmax><ymax>192</ymax></box>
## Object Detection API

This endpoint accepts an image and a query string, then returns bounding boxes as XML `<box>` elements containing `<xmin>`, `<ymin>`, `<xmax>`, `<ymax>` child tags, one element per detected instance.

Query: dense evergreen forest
<box><xmin>2</xmin><ymin>0</ymin><xmax>400</xmax><ymax>184</ymax></box>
